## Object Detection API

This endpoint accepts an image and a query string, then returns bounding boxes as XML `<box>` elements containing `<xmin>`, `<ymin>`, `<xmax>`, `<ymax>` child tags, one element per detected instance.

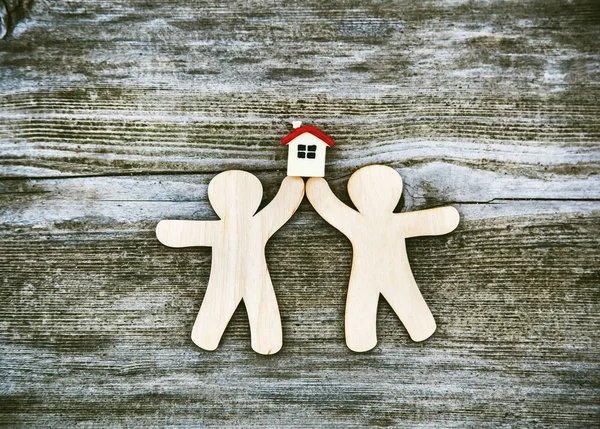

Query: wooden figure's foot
<box><xmin>345</xmin><ymin>289</ymin><xmax>379</xmax><ymax>352</ymax></box>
<box><xmin>249</xmin><ymin>317</ymin><xmax>282</xmax><ymax>355</ymax></box>
<box><xmin>251</xmin><ymin>335</ymin><xmax>282</xmax><ymax>356</ymax></box>
<box><xmin>406</xmin><ymin>318</ymin><xmax>436</xmax><ymax>342</ymax></box>
<box><xmin>382</xmin><ymin>286</ymin><xmax>437</xmax><ymax>342</ymax></box>
<box><xmin>346</xmin><ymin>333</ymin><xmax>377</xmax><ymax>353</ymax></box>
<box><xmin>245</xmin><ymin>300</ymin><xmax>283</xmax><ymax>355</ymax></box>
<box><xmin>191</xmin><ymin>326</ymin><xmax>220</xmax><ymax>351</ymax></box>
<box><xmin>191</xmin><ymin>286</ymin><xmax>242</xmax><ymax>352</ymax></box>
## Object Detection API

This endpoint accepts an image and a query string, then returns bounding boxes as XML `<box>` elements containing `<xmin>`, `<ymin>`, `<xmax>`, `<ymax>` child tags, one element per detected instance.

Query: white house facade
<box><xmin>281</xmin><ymin>123</ymin><xmax>334</xmax><ymax>177</ymax></box>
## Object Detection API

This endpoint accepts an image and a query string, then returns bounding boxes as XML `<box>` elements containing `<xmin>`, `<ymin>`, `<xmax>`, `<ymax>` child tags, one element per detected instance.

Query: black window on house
<box><xmin>298</xmin><ymin>144</ymin><xmax>317</xmax><ymax>159</ymax></box>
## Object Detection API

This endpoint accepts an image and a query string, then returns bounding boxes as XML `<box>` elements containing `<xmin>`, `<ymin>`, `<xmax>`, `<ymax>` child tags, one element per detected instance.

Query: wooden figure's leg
<box><xmin>191</xmin><ymin>282</ymin><xmax>242</xmax><ymax>351</ymax></box>
<box><xmin>345</xmin><ymin>279</ymin><xmax>380</xmax><ymax>352</ymax></box>
<box><xmin>381</xmin><ymin>274</ymin><xmax>436</xmax><ymax>342</ymax></box>
<box><xmin>243</xmin><ymin>276</ymin><xmax>282</xmax><ymax>355</ymax></box>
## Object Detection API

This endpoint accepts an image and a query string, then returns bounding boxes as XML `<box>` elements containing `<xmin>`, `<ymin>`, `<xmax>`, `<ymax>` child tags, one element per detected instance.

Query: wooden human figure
<box><xmin>306</xmin><ymin>165</ymin><xmax>459</xmax><ymax>352</ymax></box>
<box><xmin>156</xmin><ymin>171</ymin><xmax>305</xmax><ymax>355</ymax></box>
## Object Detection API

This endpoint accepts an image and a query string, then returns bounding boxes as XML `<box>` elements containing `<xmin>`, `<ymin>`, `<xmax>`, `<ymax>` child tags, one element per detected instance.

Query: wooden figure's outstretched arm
<box><xmin>156</xmin><ymin>220</ymin><xmax>218</xmax><ymax>247</ymax></box>
<box><xmin>306</xmin><ymin>177</ymin><xmax>361</xmax><ymax>235</ymax></box>
<box><xmin>257</xmin><ymin>176</ymin><xmax>305</xmax><ymax>235</ymax></box>
<box><xmin>399</xmin><ymin>206</ymin><xmax>460</xmax><ymax>238</ymax></box>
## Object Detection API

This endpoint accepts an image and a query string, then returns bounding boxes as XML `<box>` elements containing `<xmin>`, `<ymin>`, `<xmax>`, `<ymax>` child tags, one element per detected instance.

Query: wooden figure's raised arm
<box><xmin>256</xmin><ymin>176</ymin><xmax>305</xmax><ymax>235</ymax></box>
<box><xmin>306</xmin><ymin>177</ymin><xmax>361</xmax><ymax>235</ymax></box>
<box><xmin>156</xmin><ymin>220</ymin><xmax>219</xmax><ymax>248</ymax></box>
<box><xmin>399</xmin><ymin>206</ymin><xmax>460</xmax><ymax>238</ymax></box>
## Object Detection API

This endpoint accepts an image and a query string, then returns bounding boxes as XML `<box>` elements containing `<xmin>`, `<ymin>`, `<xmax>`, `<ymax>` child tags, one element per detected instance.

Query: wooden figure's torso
<box><xmin>348</xmin><ymin>215</ymin><xmax>414</xmax><ymax>293</ymax></box>
<box><xmin>209</xmin><ymin>218</ymin><xmax>271</xmax><ymax>298</ymax></box>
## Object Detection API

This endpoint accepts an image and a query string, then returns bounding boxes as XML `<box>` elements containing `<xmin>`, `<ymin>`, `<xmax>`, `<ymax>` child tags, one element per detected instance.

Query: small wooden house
<box><xmin>281</xmin><ymin>122</ymin><xmax>334</xmax><ymax>177</ymax></box>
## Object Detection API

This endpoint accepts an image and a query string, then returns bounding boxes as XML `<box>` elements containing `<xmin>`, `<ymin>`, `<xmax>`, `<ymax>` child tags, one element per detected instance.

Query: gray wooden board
<box><xmin>1</xmin><ymin>0</ymin><xmax>599</xmax><ymax>427</ymax></box>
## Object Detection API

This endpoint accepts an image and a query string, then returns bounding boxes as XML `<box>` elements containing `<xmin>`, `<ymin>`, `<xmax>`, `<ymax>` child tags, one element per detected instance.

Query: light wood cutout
<box><xmin>306</xmin><ymin>165</ymin><xmax>460</xmax><ymax>352</ymax></box>
<box><xmin>156</xmin><ymin>172</ymin><xmax>305</xmax><ymax>355</ymax></box>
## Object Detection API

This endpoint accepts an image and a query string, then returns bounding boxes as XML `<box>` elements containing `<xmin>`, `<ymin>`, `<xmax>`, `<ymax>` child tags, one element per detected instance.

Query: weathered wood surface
<box><xmin>1</xmin><ymin>0</ymin><xmax>599</xmax><ymax>427</ymax></box>
<box><xmin>0</xmin><ymin>0</ymin><xmax>32</xmax><ymax>39</ymax></box>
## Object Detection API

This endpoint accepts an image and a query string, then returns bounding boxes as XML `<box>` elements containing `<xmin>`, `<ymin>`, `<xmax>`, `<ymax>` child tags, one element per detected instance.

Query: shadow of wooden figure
<box><xmin>307</xmin><ymin>165</ymin><xmax>460</xmax><ymax>352</ymax></box>
<box><xmin>156</xmin><ymin>172</ymin><xmax>305</xmax><ymax>355</ymax></box>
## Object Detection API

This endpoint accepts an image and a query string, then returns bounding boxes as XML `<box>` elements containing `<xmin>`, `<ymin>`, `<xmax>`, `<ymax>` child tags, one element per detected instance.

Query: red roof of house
<box><xmin>281</xmin><ymin>125</ymin><xmax>334</xmax><ymax>147</ymax></box>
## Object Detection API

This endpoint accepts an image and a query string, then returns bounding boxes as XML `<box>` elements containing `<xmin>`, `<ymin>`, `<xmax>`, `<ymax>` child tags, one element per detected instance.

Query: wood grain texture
<box><xmin>0</xmin><ymin>0</ymin><xmax>599</xmax><ymax>427</ymax></box>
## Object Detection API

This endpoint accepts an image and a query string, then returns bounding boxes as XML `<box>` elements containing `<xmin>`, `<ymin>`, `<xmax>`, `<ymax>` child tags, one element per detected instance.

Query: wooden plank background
<box><xmin>1</xmin><ymin>0</ymin><xmax>599</xmax><ymax>426</ymax></box>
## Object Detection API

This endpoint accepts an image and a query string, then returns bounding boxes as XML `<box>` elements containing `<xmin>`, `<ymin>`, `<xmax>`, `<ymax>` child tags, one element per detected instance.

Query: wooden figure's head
<box><xmin>208</xmin><ymin>170</ymin><xmax>263</xmax><ymax>219</ymax></box>
<box><xmin>347</xmin><ymin>165</ymin><xmax>403</xmax><ymax>215</ymax></box>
